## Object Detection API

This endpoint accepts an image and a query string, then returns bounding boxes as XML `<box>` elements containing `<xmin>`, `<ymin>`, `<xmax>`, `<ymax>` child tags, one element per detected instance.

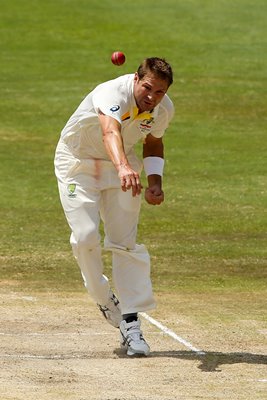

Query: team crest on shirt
<box><xmin>67</xmin><ymin>183</ymin><xmax>77</xmax><ymax>198</ymax></box>
<box><xmin>110</xmin><ymin>105</ymin><xmax>120</xmax><ymax>112</ymax></box>
<box><xmin>139</xmin><ymin>117</ymin><xmax>155</xmax><ymax>135</ymax></box>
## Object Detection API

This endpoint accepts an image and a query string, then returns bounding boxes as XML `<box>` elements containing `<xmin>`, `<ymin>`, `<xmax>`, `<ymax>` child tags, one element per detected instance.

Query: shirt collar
<box><xmin>132</xmin><ymin>105</ymin><xmax>159</xmax><ymax>120</ymax></box>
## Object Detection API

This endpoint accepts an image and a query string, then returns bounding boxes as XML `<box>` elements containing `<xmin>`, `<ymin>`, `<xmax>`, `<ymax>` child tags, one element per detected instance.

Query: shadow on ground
<box><xmin>114</xmin><ymin>348</ymin><xmax>267</xmax><ymax>372</ymax></box>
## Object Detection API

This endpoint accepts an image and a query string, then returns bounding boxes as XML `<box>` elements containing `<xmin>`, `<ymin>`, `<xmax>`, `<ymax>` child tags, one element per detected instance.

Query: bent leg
<box><xmin>57</xmin><ymin>178</ymin><xmax>110</xmax><ymax>305</ymax></box>
<box><xmin>100</xmin><ymin>188</ymin><xmax>156</xmax><ymax>314</ymax></box>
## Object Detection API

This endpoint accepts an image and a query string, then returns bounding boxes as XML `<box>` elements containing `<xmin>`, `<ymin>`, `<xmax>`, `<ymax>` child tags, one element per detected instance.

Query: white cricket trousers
<box><xmin>54</xmin><ymin>139</ymin><xmax>156</xmax><ymax>314</ymax></box>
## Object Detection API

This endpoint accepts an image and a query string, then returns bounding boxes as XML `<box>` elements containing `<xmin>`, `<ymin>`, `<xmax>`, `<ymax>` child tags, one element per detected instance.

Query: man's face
<box><xmin>133</xmin><ymin>71</ymin><xmax>169</xmax><ymax>113</ymax></box>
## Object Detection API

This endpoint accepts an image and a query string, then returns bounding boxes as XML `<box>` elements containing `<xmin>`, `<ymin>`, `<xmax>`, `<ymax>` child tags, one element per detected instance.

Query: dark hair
<box><xmin>137</xmin><ymin>57</ymin><xmax>173</xmax><ymax>87</ymax></box>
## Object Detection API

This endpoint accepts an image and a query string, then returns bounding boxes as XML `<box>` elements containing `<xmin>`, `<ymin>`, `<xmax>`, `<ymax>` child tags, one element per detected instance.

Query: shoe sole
<box><xmin>121</xmin><ymin>343</ymin><xmax>150</xmax><ymax>357</ymax></box>
<box><xmin>98</xmin><ymin>300</ymin><xmax>122</xmax><ymax>328</ymax></box>
<box><xmin>127</xmin><ymin>348</ymin><xmax>150</xmax><ymax>356</ymax></box>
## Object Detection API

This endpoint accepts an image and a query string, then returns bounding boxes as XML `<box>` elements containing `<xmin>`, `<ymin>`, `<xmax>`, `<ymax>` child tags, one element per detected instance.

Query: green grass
<box><xmin>0</xmin><ymin>0</ymin><xmax>266</xmax><ymax>297</ymax></box>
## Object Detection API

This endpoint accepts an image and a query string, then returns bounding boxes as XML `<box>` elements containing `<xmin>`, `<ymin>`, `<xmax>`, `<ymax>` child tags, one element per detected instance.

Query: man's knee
<box><xmin>70</xmin><ymin>228</ymin><xmax>100</xmax><ymax>251</ymax></box>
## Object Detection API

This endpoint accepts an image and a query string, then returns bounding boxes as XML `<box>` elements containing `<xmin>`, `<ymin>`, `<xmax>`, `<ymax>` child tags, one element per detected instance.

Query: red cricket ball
<box><xmin>111</xmin><ymin>51</ymin><xmax>126</xmax><ymax>66</ymax></box>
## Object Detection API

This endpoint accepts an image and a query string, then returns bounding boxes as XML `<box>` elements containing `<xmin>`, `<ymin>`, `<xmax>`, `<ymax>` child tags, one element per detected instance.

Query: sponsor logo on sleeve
<box><xmin>110</xmin><ymin>105</ymin><xmax>120</xmax><ymax>112</ymax></box>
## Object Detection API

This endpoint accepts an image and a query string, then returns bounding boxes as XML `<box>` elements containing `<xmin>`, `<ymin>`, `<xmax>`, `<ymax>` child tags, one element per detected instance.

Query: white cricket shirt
<box><xmin>61</xmin><ymin>74</ymin><xmax>174</xmax><ymax>160</ymax></box>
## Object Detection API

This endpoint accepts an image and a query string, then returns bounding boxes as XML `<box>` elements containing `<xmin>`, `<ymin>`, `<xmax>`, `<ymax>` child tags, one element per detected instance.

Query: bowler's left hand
<box><xmin>145</xmin><ymin>185</ymin><xmax>164</xmax><ymax>205</ymax></box>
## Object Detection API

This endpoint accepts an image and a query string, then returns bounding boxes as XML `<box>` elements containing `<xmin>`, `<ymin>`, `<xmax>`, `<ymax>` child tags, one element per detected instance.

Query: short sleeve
<box><xmin>92</xmin><ymin>79</ymin><xmax>129</xmax><ymax>124</ymax></box>
<box><xmin>151</xmin><ymin>95</ymin><xmax>175</xmax><ymax>138</ymax></box>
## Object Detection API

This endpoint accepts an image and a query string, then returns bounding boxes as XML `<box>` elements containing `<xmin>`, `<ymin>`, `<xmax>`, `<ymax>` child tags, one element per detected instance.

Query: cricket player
<box><xmin>54</xmin><ymin>57</ymin><xmax>174</xmax><ymax>356</ymax></box>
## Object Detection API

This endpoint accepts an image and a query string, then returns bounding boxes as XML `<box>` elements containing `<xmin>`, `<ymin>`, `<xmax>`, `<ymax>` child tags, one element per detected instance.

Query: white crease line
<box><xmin>0</xmin><ymin>354</ymin><xmax>67</xmax><ymax>360</ymax></box>
<box><xmin>0</xmin><ymin>332</ymin><xmax>112</xmax><ymax>336</ymax></box>
<box><xmin>0</xmin><ymin>351</ymin><xmax>200</xmax><ymax>361</ymax></box>
<box><xmin>140</xmin><ymin>312</ymin><xmax>205</xmax><ymax>355</ymax></box>
<box><xmin>0</xmin><ymin>331</ymin><xmax>163</xmax><ymax>337</ymax></box>
<box><xmin>0</xmin><ymin>315</ymin><xmax>205</xmax><ymax>355</ymax></box>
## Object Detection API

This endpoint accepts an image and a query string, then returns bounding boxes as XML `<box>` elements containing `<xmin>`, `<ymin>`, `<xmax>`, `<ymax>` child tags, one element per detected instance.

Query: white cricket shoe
<box><xmin>97</xmin><ymin>292</ymin><xmax>122</xmax><ymax>328</ymax></box>
<box><xmin>120</xmin><ymin>319</ymin><xmax>150</xmax><ymax>356</ymax></box>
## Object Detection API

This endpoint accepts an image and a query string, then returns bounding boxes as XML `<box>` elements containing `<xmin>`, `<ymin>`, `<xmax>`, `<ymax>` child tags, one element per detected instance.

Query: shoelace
<box><xmin>126</xmin><ymin>325</ymin><xmax>144</xmax><ymax>342</ymax></box>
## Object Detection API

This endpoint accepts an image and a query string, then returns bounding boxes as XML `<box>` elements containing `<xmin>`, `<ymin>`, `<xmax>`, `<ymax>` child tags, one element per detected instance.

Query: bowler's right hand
<box><xmin>118</xmin><ymin>164</ymin><xmax>142</xmax><ymax>197</ymax></box>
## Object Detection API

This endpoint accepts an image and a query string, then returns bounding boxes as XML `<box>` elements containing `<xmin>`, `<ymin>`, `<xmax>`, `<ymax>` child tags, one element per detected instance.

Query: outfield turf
<box><xmin>0</xmin><ymin>1</ymin><xmax>267</xmax><ymax>398</ymax></box>
<box><xmin>1</xmin><ymin>0</ymin><xmax>266</xmax><ymax>295</ymax></box>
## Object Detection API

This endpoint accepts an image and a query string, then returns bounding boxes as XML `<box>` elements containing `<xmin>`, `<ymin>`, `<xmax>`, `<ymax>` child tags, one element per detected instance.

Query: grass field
<box><xmin>1</xmin><ymin>0</ymin><xmax>267</xmax><ymax>399</ymax></box>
